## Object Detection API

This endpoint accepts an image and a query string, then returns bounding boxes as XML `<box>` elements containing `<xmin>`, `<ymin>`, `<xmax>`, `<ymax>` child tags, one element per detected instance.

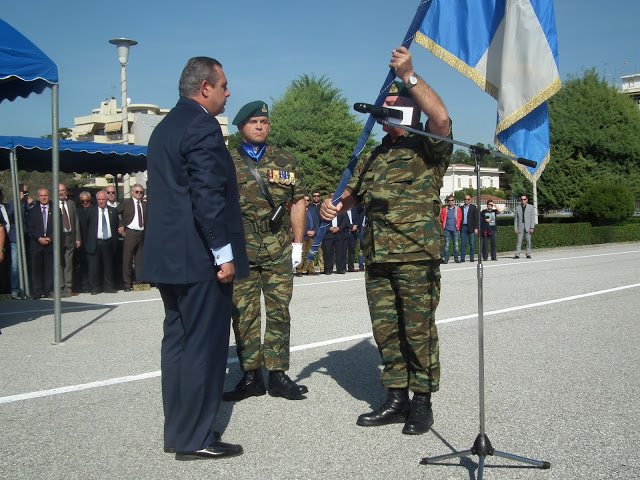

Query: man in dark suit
<box><xmin>344</xmin><ymin>206</ymin><xmax>360</xmax><ymax>272</ymax></box>
<box><xmin>459</xmin><ymin>194</ymin><xmax>478</xmax><ymax>262</ymax></box>
<box><xmin>83</xmin><ymin>190</ymin><xmax>119</xmax><ymax>294</ymax></box>
<box><xmin>75</xmin><ymin>191</ymin><xmax>93</xmax><ymax>293</ymax></box>
<box><xmin>322</xmin><ymin>194</ymin><xmax>348</xmax><ymax>274</ymax></box>
<box><xmin>116</xmin><ymin>184</ymin><xmax>146</xmax><ymax>292</ymax></box>
<box><xmin>140</xmin><ymin>56</ymin><xmax>249</xmax><ymax>461</ymax></box>
<box><xmin>58</xmin><ymin>183</ymin><xmax>81</xmax><ymax>296</ymax></box>
<box><xmin>26</xmin><ymin>188</ymin><xmax>55</xmax><ymax>299</ymax></box>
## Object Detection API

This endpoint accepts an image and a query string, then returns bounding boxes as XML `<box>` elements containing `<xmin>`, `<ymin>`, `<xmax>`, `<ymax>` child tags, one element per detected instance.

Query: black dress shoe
<box><xmin>268</xmin><ymin>371</ymin><xmax>307</xmax><ymax>400</ymax></box>
<box><xmin>223</xmin><ymin>369</ymin><xmax>266</xmax><ymax>401</ymax></box>
<box><xmin>513</xmin><ymin>255</ymin><xmax>520</xmax><ymax>259</ymax></box>
<box><xmin>357</xmin><ymin>388</ymin><xmax>409</xmax><ymax>426</ymax></box>
<box><xmin>402</xmin><ymin>392</ymin><xmax>434</xmax><ymax>435</ymax></box>
<box><xmin>526</xmin><ymin>254</ymin><xmax>531</xmax><ymax>259</ymax></box>
<box><xmin>175</xmin><ymin>440</ymin><xmax>243</xmax><ymax>460</ymax></box>
<box><xmin>104</xmin><ymin>289</ymin><xmax>118</xmax><ymax>294</ymax></box>
<box><xmin>124</xmin><ymin>287</ymin><xmax>132</xmax><ymax>292</ymax></box>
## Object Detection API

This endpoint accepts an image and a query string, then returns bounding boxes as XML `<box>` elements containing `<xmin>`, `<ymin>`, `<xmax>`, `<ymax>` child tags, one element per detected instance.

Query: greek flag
<box><xmin>415</xmin><ymin>0</ymin><xmax>561</xmax><ymax>179</ymax></box>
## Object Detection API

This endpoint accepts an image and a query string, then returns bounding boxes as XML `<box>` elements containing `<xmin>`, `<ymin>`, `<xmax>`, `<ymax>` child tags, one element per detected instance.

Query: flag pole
<box><xmin>307</xmin><ymin>0</ymin><xmax>430</xmax><ymax>260</ymax></box>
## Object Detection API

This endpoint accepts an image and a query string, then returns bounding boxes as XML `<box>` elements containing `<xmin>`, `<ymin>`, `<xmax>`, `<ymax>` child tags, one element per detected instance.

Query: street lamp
<box><xmin>109</xmin><ymin>38</ymin><xmax>137</xmax><ymax>144</ymax></box>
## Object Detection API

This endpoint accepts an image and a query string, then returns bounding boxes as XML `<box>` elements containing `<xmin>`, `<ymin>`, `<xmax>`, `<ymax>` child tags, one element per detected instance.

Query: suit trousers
<box><xmin>122</xmin><ymin>228</ymin><xmax>144</xmax><ymax>288</ymax></box>
<box><xmin>346</xmin><ymin>231</ymin><xmax>357</xmax><ymax>270</ymax></box>
<box><xmin>322</xmin><ymin>235</ymin><xmax>346</xmax><ymax>273</ymax></box>
<box><xmin>515</xmin><ymin>226</ymin><xmax>532</xmax><ymax>256</ymax></box>
<box><xmin>30</xmin><ymin>243</ymin><xmax>53</xmax><ymax>297</ymax></box>
<box><xmin>159</xmin><ymin>279</ymin><xmax>233</xmax><ymax>451</ymax></box>
<box><xmin>61</xmin><ymin>232</ymin><xmax>75</xmax><ymax>291</ymax></box>
<box><xmin>88</xmin><ymin>239</ymin><xmax>115</xmax><ymax>292</ymax></box>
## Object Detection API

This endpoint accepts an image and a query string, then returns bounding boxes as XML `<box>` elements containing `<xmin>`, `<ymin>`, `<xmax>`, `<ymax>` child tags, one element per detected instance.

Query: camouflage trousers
<box><xmin>365</xmin><ymin>260</ymin><xmax>441</xmax><ymax>393</ymax></box>
<box><xmin>231</xmin><ymin>253</ymin><xmax>293</xmax><ymax>372</ymax></box>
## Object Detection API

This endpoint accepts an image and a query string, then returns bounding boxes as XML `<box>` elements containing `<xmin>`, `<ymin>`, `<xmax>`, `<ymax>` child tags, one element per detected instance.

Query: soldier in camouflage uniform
<box><xmin>223</xmin><ymin>101</ymin><xmax>309</xmax><ymax>402</ymax></box>
<box><xmin>321</xmin><ymin>46</ymin><xmax>452</xmax><ymax>435</ymax></box>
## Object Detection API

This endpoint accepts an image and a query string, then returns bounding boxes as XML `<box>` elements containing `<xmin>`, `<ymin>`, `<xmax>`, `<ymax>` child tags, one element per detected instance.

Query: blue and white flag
<box><xmin>415</xmin><ymin>0</ymin><xmax>561</xmax><ymax>180</ymax></box>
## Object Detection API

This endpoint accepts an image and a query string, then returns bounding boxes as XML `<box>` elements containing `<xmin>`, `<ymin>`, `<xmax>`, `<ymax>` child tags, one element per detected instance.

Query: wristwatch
<box><xmin>406</xmin><ymin>74</ymin><xmax>418</xmax><ymax>89</ymax></box>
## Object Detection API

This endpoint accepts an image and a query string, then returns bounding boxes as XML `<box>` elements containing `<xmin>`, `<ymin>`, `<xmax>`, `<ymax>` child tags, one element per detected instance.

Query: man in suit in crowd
<box><xmin>140</xmin><ymin>56</ymin><xmax>249</xmax><ymax>461</ymax></box>
<box><xmin>295</xmin><ymin>195</ymin><xmax>318</xmax><ymax>276</ymax></box>
<box><xmin>58</xmin><ymin>183</ymin><xmax>80</xmax><ymax>297</ymax></box>
<box><xmin>459</xmin><ymin>194</ymin><xmax>478</xmax><ymax>262</ymax></box>
<box><xmin>0</xmin><ymin>190</ymin><xmax>9</xmax><ymax>293</ymax></box>
<box><xmin>83</xmin><ymin>190</ymin><xmax>119</xmax><ymax>294</ymax></box>
<box><xmin>308</xmin><ymin>191</ymin><xmax>324</xmax><ymax>272</ymax></box>
<box><xmin>322</xmin><ymin>193</ymin><xmax>348</xmax><ymax>274</ymax></box>
<box><xmin>514</xmin><ymin>194</ymin><xmax>535</xmax><ymax>259</ymax></box>
<box><xmin>345</xmin><ymin>206</ymin><xmax>360</xmax><ymax>272</ymax></box>
<box><xmin>75</xmin><ymin>191</ymin><xmax>93</xmax><ymax>293</ymax></box>
<box><xmin>117</xmin><ymin>184</ymin><xmax>146</xmax><ymax>292</ymax></box>
<box><xmin>26</xmin><ymin>188</ymin><xmax>55</xmax><ymax>299</ymax></box>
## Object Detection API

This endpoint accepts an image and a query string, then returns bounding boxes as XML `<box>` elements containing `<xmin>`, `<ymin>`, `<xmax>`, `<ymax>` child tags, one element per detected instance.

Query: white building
<box><xmin>71</xmin><ymin>98</ymin><xmax>230</xmax><ymax>193</ymax></box>
<box><xmin>621</xmin><ymin>73</ymin><xmax>640</xmax><ymax>108</ymax></box>
<box><xmin>442</xmin><ymin>163</ymin><xmax>502</xmax><ymax>199</ymax></box>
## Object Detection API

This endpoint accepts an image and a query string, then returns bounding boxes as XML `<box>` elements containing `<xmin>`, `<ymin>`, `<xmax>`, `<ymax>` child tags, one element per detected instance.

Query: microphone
<box><xmin>517</xmin><ymin>157</ymin><xmax>537</xmax><ymax>168</ymax></box>
<box><xmin>353</xmin><ymin>103</ymin><xmax>403</xmax><ymax>120</ymax></box>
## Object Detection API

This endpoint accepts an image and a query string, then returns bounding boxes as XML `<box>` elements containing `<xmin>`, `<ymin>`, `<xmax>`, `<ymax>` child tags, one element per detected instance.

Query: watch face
<box><xmin>409</xmin><ymin>75</ymin><xmax>418</xmax><ymax>86</ymax></box>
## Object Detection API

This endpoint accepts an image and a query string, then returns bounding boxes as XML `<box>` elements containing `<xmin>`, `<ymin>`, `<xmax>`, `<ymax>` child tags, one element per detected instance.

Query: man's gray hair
<box><xmin>79</xmin><ymin>190</ymin><xmax>91</xmax><ymax>198</ymax></box>
<box><xmin>178</xmin><ymin>57</ymin><xmax>222</xmax><ymax>98</ymax></box>
<box><xmin>132</xmin><ymin>183</ymin><xmax>144</xmax><ymax>191</ymax></box>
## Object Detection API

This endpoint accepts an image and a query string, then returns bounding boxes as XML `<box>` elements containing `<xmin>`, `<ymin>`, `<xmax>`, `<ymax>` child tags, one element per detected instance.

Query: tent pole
<box><xmin>52</xmin><ymin>84</ymin><xmax>62</xmax><ymax>344</ymax></box>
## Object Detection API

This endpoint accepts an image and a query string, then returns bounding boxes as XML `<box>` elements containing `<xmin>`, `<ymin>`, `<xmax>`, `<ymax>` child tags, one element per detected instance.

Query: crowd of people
<box><xmin>0</xmin><ymin>181</ymin><xmax>147</xmax><ymax>299</ymax></box>
<box><xmin>440</xmin><ymin>193</ymin><xmax>535</xmax><ymax>262</ymax></box>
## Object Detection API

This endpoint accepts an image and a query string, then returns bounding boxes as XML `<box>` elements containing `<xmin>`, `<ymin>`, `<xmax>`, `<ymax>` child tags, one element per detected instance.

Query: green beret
<box><xmin>387</xmin><ymin>80</ymin><xmax>411</xmax><ymax>98</ymax></box>
<box><xmin>232</xmin><ymin>101</ymin><xmax>269</xmax><ymax>125</ymax></box>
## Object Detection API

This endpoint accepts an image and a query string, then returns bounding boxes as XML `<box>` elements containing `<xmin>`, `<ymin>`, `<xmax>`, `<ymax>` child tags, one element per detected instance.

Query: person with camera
<box><xmin>224</xmin><ymin>101</ymin><xmax>309</xmax><ymax>402</ymax></box>
<box><xmin>480</xmin><ymin>200</ymin><xmax>501</xmax><ymax>261</ymax></box>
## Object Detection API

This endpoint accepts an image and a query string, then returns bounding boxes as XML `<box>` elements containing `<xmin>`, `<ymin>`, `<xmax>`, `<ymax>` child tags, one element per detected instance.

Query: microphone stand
<box><xmin>376</xmin><ymin>119</ymin><xmax>550</xmax><ymax>478</ymax></box>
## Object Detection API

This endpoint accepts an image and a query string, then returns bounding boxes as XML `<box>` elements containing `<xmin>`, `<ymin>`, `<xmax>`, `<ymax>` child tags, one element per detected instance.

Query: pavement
<box><xmin>1</xmin><ymin>242</ymin><xmax>639</xmax><ymax>479</ymax></box>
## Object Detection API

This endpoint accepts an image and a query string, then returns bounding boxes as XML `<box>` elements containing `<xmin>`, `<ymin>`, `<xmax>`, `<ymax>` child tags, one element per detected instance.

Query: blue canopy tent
<box><xmin>0</xmin><ymin>136</ymin><xmax>147</xmax><ymax>174</ymax></box>
<box><xmin>1</xmin><ymin>17</ymin><xmax>62</xmax><ymax>341</ymax></box>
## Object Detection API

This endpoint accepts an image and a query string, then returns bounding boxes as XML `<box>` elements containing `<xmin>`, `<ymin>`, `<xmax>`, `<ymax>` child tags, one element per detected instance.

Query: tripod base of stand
<box><xmin>421</xmin><ymin>433</ymin><xmax>550</xmax><ymax>478</ymax></box>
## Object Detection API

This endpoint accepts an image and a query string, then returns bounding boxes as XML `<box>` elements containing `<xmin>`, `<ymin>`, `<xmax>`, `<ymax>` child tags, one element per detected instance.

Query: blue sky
<box><xmin>1</xmin><ymin>0</ymin><xmax>638</xmax><ymax>149</ymax></box>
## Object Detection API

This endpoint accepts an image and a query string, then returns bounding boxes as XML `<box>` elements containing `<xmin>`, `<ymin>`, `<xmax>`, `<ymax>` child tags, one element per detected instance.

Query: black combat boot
<box><xmin>268</xmin><ymin>371</ymin><xmax>307</xmax><ymax>400</ymax></box>
<box><xmin>402</xmin><ymin>392</ymin><xmax>434</xmax><ymax>435</ymax></box>
<box><xmin>356</xmin><ymin>388</ymin><xmax>409</xmax><ymax>426</ymax></box>
<box><xmin>222</xmin><ymin>369</ymin><xmax>266</xmax><ymax>402</ymax></box>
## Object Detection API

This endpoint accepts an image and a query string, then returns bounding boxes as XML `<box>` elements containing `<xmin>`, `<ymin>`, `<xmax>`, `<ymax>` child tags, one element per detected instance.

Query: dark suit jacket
<box><xmin>83</xmin><ymin>205</ymin><xmax>120</xmax><ymax>254</ymax></box>
<box><xmin>26</xmin><ymin>202</ymin><xmax>55</xmax><ymax>250</ymax></box>
<box><xmin>324</xmin><ymin>212</ymin><xmax>348</xmax><ymax>241</ymax></box>
<box><xmin>459</xmin><ymin>203</ymin><xmax>478</xmax><ymax>231</ymax></box>
<box><xmin>60</xmin><ymin>199</ymin><xmax>81</xmax><ymax>244</ymax></box>
<box><xmin>140</xmin><ymin>96</ymin><xmax>248</xmax><ymax>284</ymax></box>
<box><xmin>117</xmin><ymin>198</ymin><xmax>147</xmax><ymax>229</ymax></box>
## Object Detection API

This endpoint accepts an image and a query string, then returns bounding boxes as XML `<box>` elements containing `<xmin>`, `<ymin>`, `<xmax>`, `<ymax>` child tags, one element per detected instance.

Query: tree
<box><xmin>540</xmin><ymin>68</ymin><xmax>640</xmax><ymax>210</ymax></box>
<box><xmin>268</xmin><ymin>74</ymin><xmax>376</xmax><ymax>195</ymax></box>
<box><xmin>41</xmin><ymin>127</ymin><xmax>73</xmax><ymax>139</ymax></box>
<box><xmin>572</xmin><ymin>183</ymin><xmax>635</xmax><ymax>226</ymax></box>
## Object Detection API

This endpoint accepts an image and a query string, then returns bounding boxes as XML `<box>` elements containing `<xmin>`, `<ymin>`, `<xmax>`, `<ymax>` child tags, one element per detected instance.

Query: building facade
<box><xmin>442</xmin><ymin>163</ymin><xmax>502</xmax><ymax>199</ymax></box>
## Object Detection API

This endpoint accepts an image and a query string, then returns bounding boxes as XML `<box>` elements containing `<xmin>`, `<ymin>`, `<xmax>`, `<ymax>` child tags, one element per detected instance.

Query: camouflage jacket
<box><xmin>347</xmin><ymin>123</ymin><xmax>453</xmax><ymax>264</ymax></box>
<box><xmin>231</xmin><ymin>145</ymin><xmax>307</xmax><ymax>263</ymax></box>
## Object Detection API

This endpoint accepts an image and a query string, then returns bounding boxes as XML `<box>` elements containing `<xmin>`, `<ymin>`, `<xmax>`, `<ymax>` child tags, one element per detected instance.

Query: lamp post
<box><xmin>108</xmin><ymin>38</ymin><xmax>137</xmax><ymax>144</ymax></box>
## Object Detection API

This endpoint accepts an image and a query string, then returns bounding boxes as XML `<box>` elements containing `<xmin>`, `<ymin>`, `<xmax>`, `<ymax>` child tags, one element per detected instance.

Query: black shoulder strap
<box><xmin>236</xmin><ymin>147</ymin><xmax>275</xmax><ymax>209</ymax></box>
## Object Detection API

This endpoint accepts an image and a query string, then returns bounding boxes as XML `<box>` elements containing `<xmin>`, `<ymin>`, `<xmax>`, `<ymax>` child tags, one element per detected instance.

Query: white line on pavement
<box><xmin>1</xmin><ymin>282</ymin><xmax>638</xmax><ymax>406</ymax></box>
